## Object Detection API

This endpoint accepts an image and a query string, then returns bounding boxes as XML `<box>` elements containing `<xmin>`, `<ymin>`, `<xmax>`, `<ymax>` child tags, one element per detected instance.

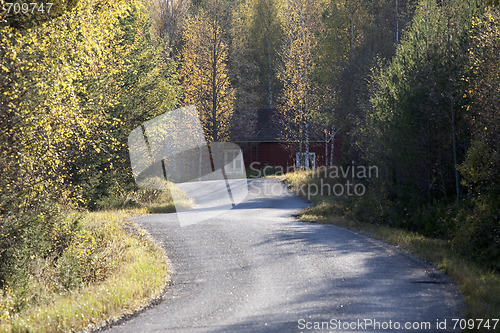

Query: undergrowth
<box><xmin>0</xmin><ymin>183</ymin><xmax>191</xmax><ymax>332</ymax></box>
<box><xmin>95</xmin><ymin>181</ymin><xmax>194</xmax><ymax>214</ymax></box>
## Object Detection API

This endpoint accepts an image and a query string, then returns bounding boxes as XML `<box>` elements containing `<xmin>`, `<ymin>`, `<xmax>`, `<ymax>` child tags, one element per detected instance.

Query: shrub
<box><xmin>452</xmin><ymin>195</ymin><xmax>500</xmax><ymax>272</ymax></box>
<box><xmin>0</xmin><ymin>207</ymin><xmax>132</xmax><ymax>318</ymax></box>
<box><xmin>0</xmin><ymin>209</ymin><xmax>81</xmax><ymax>312</ymax></box>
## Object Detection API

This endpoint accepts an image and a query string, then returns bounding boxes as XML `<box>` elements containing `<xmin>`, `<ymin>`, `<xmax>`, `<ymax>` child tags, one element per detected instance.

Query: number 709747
<box><xmin>452</xmin><ymin>318</ymin><xmax>499</xmax><ymax>331</ymax></box>
<box><xmin>4</xmin><ymin>2</ymin><xmax>54</xmax><ymax>15</ymax></box>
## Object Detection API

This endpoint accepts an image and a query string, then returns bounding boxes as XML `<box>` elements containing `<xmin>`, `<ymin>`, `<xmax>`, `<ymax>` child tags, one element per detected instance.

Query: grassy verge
<box><xmin>96</xmin><ymin>182</ymin><xmax>194</xmax><ymax>214</ymax></box>
<box><xmin>0</xmin><ymin>210</ymin><xmax>168</xmax><ymax>332</ymax></box>
<box><xmin>281</xmin><ymin>171</ymin><xmax>500</xmax><ymax>330</ymax></box>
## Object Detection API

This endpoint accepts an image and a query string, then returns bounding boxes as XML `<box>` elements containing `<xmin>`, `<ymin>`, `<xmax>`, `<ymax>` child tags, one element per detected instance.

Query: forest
<box><xmin>0</xmin><ymin>0</ymin><xmax>499</xmax><ymax>324</ymax></box>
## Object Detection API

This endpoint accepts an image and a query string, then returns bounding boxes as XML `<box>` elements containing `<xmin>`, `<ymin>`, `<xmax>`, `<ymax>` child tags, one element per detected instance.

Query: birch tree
<box><xmin>0</xmin><ymin>0</ymin><xmax>132</xmax><ymax>213</ymax></box>
<box><xmin>278</xmin><ymin>0</ymin><xmax>323</xmax><ymax>169</ymax></box>
<box><xmin>151</xmin><ymin>0</ymin><xmax>190</xmax><ymax>54</ymax></box>
<box><xmin>179</xmin><ymin>4</ymin><xmax>234</xmax><ymax>142</ymax></box>
<box><xmin>248</xmin><ymin>0</ymin><xmax>283</xmax><ymax>109</ymax></box>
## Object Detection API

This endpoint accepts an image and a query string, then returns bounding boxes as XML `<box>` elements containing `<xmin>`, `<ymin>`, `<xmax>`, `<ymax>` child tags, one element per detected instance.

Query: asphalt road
<box><xmin>103</xmin><ymin>178</ymin><xmax>464</xmax><ymax>332</ymax></box>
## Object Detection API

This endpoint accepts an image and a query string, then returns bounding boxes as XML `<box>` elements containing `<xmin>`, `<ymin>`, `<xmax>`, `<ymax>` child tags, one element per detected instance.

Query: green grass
<box><xmin>281</xmin><ymin>171</ymin><xmax>500</xmax><ymax>331</ymax></box>
<box><xmin>131</xmin><ymin>186</ymin><xmax>193</xmax><ymax>214</ymax></box>
<box><xmin>0</xmin><ymin>182</ymin><xmax>193</xmax><ymax>332</ymax></box>
<box><xmin>96</xmin><ymin>182</ymin><xmax>194</xmax><ymax>214</ymax></box>
<box><xmin>0</xmin><ymin>210</ymin><xmax>168</xmax><ymax>332</ymax></box>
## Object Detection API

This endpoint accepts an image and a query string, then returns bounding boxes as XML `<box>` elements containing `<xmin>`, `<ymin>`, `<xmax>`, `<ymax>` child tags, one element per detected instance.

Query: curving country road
<box><xmin>103</xmin><ymin>178</ymin><xmax>463</xmax><ymax>332</ymax></box>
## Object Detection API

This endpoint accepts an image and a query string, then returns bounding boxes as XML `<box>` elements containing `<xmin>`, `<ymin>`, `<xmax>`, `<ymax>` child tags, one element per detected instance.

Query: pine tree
<box><xmin>369</xmin><ymin>0</ymin><xmax>482</xmax><ymax>203</ymax></box>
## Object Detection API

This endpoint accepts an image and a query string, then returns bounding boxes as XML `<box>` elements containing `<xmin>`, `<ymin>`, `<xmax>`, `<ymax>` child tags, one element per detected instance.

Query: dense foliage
<box><xmin>0</xmin><ymin>0</ymin><xmax>179</xmax><ymax>319</ymax></box>
<box><xmin>1</xmin><ymin>0</ymin><xmax>180</xmax><ymax>212</ymax></box>
<box><xmin>360</xmin><ymin>1</ymin><xmax>499</xmax><ymax>270</ymax></box>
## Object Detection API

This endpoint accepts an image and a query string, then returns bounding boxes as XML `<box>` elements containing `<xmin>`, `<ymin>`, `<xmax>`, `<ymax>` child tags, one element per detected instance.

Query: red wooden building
<box><xmin>232</xmin><ymin>109</ymin><xmax>341</xmax><ymax>172</ymax></box>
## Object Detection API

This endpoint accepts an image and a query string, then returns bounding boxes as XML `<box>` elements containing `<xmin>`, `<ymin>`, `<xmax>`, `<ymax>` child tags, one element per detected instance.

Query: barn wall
<box><xmin>238</xmin><ymin>139</ymin><xmax>341</xmax><ymax>172</ymax></box>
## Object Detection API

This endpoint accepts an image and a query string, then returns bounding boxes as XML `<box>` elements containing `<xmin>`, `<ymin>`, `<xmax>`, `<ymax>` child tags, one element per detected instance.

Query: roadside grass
<box><xmin>96</xmin><ymin>181</ymin><xmax>194</xmax><ymax>214</ymax></box>
<box><xmin>129</xmin><ymin>186</ymin><xmax>194</xmax><ymax>214</ymax></box>
<box><xmin>281</xmin><ymin>171</ymin><xmax>500</xmax><ymax>330</ymax></box>
<box><xmin>0</xmin><ymin>183</ymin><xmax>192</xmax><ymax>332</ymax></box>
<box><xmin>0</xmin><ymin>210</ymin><xmax>168</xmax><ymax>332</ymax></box>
